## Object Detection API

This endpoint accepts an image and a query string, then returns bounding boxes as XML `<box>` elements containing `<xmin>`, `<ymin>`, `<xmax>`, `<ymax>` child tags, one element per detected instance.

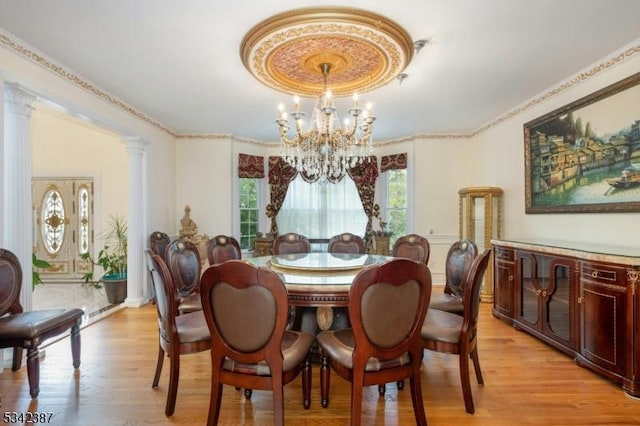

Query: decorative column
<box><xmin>124</xmin><ymin>136</ymin><xmax>148</xmax><ymax>307</ymax></box>
<box><xmin>3</xmin><ymin>83</ymin><xmax>36</xmax><ymax>310</ymax></box>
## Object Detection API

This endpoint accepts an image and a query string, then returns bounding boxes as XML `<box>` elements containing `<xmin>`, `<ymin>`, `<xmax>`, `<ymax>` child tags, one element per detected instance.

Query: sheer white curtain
<box><xmin>277</xmin><ymin>175</ymin><xmax>367</xmax><ymax>239</ymax></box>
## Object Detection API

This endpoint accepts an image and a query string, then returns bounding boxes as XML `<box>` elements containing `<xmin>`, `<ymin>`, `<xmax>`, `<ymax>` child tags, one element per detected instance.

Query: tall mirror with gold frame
<box><xmin>459</xmin><ymin>186</ymin><xmax>503</xmax><ymax>303</ymax></box>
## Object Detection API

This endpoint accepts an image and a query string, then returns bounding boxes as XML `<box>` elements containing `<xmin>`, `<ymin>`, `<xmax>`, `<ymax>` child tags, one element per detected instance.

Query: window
<box><xmin>277</xmin><ymin>175</ymin><xmax>367</xmax><ymax>239</ymax></box>
<box><xmin>239</xmin><ymin>178</ymin><xmax>259</xmax><ymax>250</ymax></box>
<box><xmin>385</xmin><ymin>169</ymin><xmax>407</xmax><ymax>245</ymax></box>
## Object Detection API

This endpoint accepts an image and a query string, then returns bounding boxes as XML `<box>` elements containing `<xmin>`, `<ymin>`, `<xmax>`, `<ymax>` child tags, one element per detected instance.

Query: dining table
<box><xmin>247</xmin><ymin>252</ymin><xmax>392</xmax><ymax>305</ymax></box>
<box><xmin>246</xmin><ymin>252</ymin><xmax>393</xmax><ymax>331</ymax></box>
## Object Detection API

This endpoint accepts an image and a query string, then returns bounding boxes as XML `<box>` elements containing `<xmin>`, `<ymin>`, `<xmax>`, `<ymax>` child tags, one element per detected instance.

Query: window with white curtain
<box><xmin>277</xmin><ymin>175</ymin><xmax>367</xmax><ymax>239</ymax></box>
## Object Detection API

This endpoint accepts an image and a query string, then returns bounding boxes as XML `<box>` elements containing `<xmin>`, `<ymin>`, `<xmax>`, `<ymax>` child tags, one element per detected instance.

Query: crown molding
<box><xmin>2</xmin><ymin>30</ymin><xmax>639</xmax><ymax>145</ymax></box>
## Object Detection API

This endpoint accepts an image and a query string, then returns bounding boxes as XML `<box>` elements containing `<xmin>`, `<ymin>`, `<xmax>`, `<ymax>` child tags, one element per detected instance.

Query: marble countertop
<box><xmin>491</xmin><ymin>238</ymin><xmax>640</xmax><ymax>266</ymax></box>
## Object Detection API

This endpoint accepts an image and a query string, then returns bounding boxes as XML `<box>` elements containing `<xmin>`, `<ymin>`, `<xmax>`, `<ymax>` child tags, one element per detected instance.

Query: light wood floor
<box><xmin>2</xmin><ymin>303</ymin><xmax>640</xmax><ymax>425</ymax></box>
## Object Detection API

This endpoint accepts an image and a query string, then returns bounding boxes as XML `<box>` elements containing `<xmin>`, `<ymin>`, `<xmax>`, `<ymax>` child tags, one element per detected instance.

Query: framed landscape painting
<box><xmin>524</xmin><ymin>72</ymin><xmax>640</xmax><ymax>213</ymax></box>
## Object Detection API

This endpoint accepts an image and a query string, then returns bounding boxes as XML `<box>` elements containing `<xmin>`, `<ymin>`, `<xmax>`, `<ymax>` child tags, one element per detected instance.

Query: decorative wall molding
<box><xmin>0</xmin><ymin>31</ymin><xmax>177</xmax><ymax>138</ymax></box>
<box><xmin>2</xmin><ymin>29</ymin><xmax>639</xmax><ymax>145</ymax></box>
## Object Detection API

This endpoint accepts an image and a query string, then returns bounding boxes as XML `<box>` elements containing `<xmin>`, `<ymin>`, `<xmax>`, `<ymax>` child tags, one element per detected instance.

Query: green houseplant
<box><xmin>81</xmin><ymin>214</ymin><xmax>128</xmax><ymax>303</ymax></box>
<box><xmin>32</xmin><ymin>253</ymin><xmax>52</xmax><ymax>290</ymax></box>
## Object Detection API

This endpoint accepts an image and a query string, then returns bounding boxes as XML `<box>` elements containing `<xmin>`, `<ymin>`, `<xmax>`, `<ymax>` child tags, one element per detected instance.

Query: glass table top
<box><xmin>247</xmin><ymin>253</ymin><xmax>392</xmax><ymax>288</ymax></box>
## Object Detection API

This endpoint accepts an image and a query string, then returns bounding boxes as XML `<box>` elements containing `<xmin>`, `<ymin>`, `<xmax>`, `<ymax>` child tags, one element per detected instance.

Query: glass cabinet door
<box><xmin>545</xmin><ymin>260</ymin><xmax>572</xmax><ymax>342</ymax></box>
<box><xmin>518</xmin><ymin>254</ymin><xmax>538</xmax><ymax>324</ymax></box>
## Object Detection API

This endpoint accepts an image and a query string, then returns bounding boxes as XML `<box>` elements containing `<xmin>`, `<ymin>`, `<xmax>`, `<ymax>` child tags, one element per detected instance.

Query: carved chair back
<box><xmin>149</xmin><ymin>231</ymin><xmax>171</xmax><ymax>261</ymax></box>
<box><xmin>392</xmin><ymin>234</ymin><xmax>430</xmax><ymax>264</ymax></box>
<box><xmin>445</xmin><ymin>239</ymin><xmax>478</xmax><ymax>297</ymax></box>
<box><xmin>327</xmin><ymin>233</ymin><xmax>366</xmax><ymax>254</ymax></box>
<box><xmin>207</xmin><ymin>235</ymin><xmax>241</xmax><ymax>265</ymax></box>
<box><xmin>0</xmin><ymin>249</ymin><xmax>22</xmax><ymax>315</ymax></box>
<box><xmin>165</xmin><ymin>239</ymin><xmax>202</xmax><ymax>298</ymax></box>
<box><xmin>272</xmin><ymin>232</ymin><xmax>311</xmax><ymax>255</ymax></box>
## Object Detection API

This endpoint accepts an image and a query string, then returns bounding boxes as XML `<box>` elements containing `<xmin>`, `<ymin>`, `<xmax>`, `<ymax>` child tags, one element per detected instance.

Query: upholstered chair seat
<box><xmin>221</xmin><ymin>330</ymin><xmax>314</xmax><ymax>376</ymax></box>
<box><xmin>429</xmin><ymin>292</ymin><xmax>463</xmax><ymax>315</ymax></box>
<box><xmin>421</xmin><ymin>309</ymin><xmax>464</xmax><ymax>343</ymax></box>
<box><xmin>317</xmin><ymin>329</ymin><xmax>411</xmax><ymax>371</ymax></box>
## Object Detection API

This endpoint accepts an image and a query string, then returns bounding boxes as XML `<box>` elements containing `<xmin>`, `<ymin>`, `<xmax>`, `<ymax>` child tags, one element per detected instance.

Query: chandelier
<box><xmin>240</xmin><ymin>6</ymin><xmax>415</xmax><ymax>181</ymax></box>
<box><xmin>276</xmin><ymin>62</ymin><xmax>375</xmax><ymax>181</ymax></box>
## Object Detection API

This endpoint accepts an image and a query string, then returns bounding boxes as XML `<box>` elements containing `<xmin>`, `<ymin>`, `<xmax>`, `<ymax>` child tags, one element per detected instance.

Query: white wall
<box><xmin>175</xmin><ymin>137</ymin><xmax>234</xmax><ymax>237</ymax></box>
<box><xmin>472</xmin><ymin>44</ymin><xmax>640</xmax><ymax>247</ymax></box>
<box><xmin>31</xmin><ymin>106</ymin><xmax>128</xmax><ymax>232</ymax></box>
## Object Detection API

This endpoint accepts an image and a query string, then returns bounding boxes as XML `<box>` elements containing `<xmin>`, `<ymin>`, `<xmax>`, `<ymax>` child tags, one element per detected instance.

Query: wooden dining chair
<box><xmin>272</xmin><ymin>232</ymin><xmax>310</xmax><ymax>255</ymax></box>
<box><xmin>421</xmin><ymin>249</ymin><xmax>491</xmax><ymax>414</ymax></box>
<box><xmin>429</xmin><ymin>239</ymin><xmax>478</xmax><ymax>315</ymax></box>
<box><xmin>165</xmin><ymin>239</ymin><xmax>203</xmax><ymax>314</ymax></box>
<box><xmin>207</xmin><ymin>234</ymin><xmax>241</xmax><ymax>265</ymax></box>
<box><xmin>378</xmin><ymin>233</ymin><xmax>430</xmax><ymax>396</ymax></box>
<box><xmin>149</xmin><ymin>231</ymin><xmax>171</xmax><ymax>260</ymax></box>
<box><xmin>327</xmin><ymin>233</ymin><xmax>366</xmax><ymax>254</ymax></box>
<box><xmin>147</xmin><ymin>250</ymin><xmax>211</xmax><ymax>416</ymax></box>
<box><xmin>200</xmin><ymin>260</ymin><xmax>314</xmax><ymax>426</ymax></box>
<box><xmin>392</xmin><ymin>233</ymin><xmax>430</xmax><ymax>264</ymax></box>
<box><xmin>0</xmin><ymin>248</ymin><xmax>85</xmax><ymax>399</ymax></box>
<box><xmin>317</xmin><ymin>258</ymin><xmax>432</xmax><ymax>426</ymax></box>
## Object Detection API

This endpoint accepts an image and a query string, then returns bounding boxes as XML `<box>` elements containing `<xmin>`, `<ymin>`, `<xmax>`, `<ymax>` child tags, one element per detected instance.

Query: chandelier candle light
<box><xmin>276</xmin><ymin>63</ymin><xmax>375</xmax><ymax>181</ymax></box>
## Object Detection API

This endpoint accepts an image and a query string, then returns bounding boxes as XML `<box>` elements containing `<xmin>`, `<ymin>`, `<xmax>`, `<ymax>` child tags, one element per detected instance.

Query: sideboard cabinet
<box><xmin>492</xmin><ymin>239</ymin><xmax>640</xmax><ymax>397</ymax></box>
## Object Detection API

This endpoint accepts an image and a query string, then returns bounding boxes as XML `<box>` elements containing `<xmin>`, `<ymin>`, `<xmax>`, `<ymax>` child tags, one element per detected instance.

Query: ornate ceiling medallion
<box><xmin>240</xmin><ymin>7</ymin><xmax>414</xmax><ymax>97</ymax></box>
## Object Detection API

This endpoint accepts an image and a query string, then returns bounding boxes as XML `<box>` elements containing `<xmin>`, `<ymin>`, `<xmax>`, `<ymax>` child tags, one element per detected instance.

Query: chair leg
<box><xmin>459</xmin><ymin>351</ymin><xmax>475</xmax><ymax>414</ymax></box>
<box><xmin>320</xmin><ymin>354</ymin><xmax>330</xmax><ymax>408</ymax></box>
<box><xmin>272</xmin><ymin>374</ymin><xmax>285</xmax><ymax>426</ymax></box>
<box><xmin>70</xmin><ymin>321</ymin><xmax>81</xmax><ymax>369</ymax></box>
<box><xmin>378</xmin><ymin>384</ymin><xmax>385</xmax><ymax>396</ymax></box>
<box><xmin>208</xmin><ymin>381</ymin><xmax>223</xmax><ymax>426</ymax></box>
<box><xmin>397</xmin><ymin>379</ymin><xmax>405</xmax><ymax>390</ymax></box>
<box><xmin>409</xmin><ymin>370</ymin><xmax>428</xmax><ymax>426</ymax></box>
<box><xmin>11</xmin><ymin>347</ymin><xmax>23</xmax><ymax>371</ymax></box>
<box><xmin>351</xmin><ymin>372</ymin><xmax>364</xmax><ymax>426</ymax></box>
<box><xmin>26</xmin><ymin>347</ymin><xmax>41</xmax><ymax>398</ymax></box>
<box><xmin>152</xmin><ymin>345</ymin><xmax>165</xmax><ymax>388</ymax></box>
<box><xmin>244</xmin><ymin>388</ymin><xmax>253</xmax><ymax>399</ymax></box>
<box><xmin>165</xmin><ymin>350</ymin><xmax>180</xmax><ymax>416</ymax></box>
<box><xmin>302</xmin><ymin>355</ymin><xmax>311</xmax><ymax>409</ymax></box>
<box><xmin>471</xmin><ymin>347</ymin><xmax>484</xmax><ymax>385</ymax></box>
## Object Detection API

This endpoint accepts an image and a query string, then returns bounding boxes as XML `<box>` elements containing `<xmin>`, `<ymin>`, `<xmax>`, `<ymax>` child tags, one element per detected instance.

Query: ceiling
<box><xmin>1</xmin><ymin>1</ymin><xmax>639</xmax><ymax>142</ymax></box>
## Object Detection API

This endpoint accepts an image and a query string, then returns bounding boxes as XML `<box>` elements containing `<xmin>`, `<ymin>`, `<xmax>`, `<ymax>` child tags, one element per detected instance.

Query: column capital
<box><xmin>123</xmin><ymin>136</ymin><xmax>149</xmax><ymax>156</ymax></box>
<box><xmin>4</xmin><ymin>82</ymin><xmax>36</xmax><ymax>117</ymax></box>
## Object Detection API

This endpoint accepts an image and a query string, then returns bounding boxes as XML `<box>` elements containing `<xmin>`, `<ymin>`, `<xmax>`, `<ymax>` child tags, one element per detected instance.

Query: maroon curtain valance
<box><xmin>238</xmin><ymin>154</ymin><xmax>265</xmax><ymax>178</ymax></box>
<box><xmin>380</xmin><ymin>153</ymin><xmax>407</xmax><ymax>172</ymax></box>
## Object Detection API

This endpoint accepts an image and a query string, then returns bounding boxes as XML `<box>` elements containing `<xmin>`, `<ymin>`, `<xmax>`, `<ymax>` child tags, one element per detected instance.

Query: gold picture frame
<box><xmin>525</xmin><ymin>72</ymin><xmax>640</xmax><ymax>213</ymax></box>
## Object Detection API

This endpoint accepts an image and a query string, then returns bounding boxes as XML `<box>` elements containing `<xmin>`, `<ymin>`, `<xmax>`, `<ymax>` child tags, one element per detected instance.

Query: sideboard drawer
<box><xmin>581</xmin><ymin>261</ymin><xmax>627</xmax><ymax>287</ymax></box>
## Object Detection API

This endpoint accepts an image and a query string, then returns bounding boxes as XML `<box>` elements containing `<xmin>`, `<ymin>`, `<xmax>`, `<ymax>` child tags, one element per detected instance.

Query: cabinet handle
<box><xmin>542</xmin><ymin>290</ymin><xmax>547</xmax><ymax>297</ymax></box>
<box><xmin>592</xmin><ymin>271</ymin><xmax>599</xmax><ymax>279</ymax></box>
<box><xmin>536</xmin><ymin>289</ymin><xmax>542</xmax><ymax>296</ymax></box>
<box><xmin>509</xmin><ymin>275</ymin><xmax>513</xmax><ymax>282</ymax></box>
<box><xmin>578</xmin><ymin>296</ymin><xmax>584</xmax><ymax>304</ymax></box>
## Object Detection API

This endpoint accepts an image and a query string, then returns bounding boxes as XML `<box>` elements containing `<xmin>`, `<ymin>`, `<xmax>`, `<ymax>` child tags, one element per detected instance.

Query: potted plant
<box><xmin>81</xmin><ymin>214</ymin><xmax>128</xmax><ymax>304</ymax></box>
